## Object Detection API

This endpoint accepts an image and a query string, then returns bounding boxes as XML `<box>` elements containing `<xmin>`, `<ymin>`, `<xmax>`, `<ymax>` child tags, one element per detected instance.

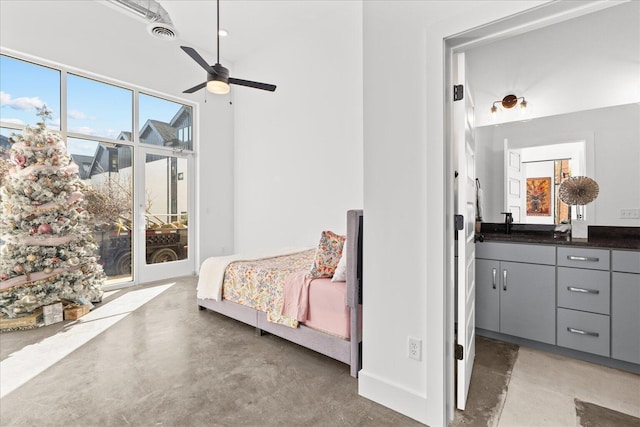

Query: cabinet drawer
<box><xmin>557</xmin><ymin>308</ymin><xmax>610</xmax><ymax>357</ymax></box>
<box><xmin>557</xmin><ymin>267</ymin><xmax>610</xmax><ymax>315</ymax></box>
<box><xmin>612</xmin><ymin>250</ymin><xmax>640</xmax><ymax>274</ymax></box>
<box><xmin>476</xmin><ymin>242</ymin><xmax>555</xmax><ymax>265</ymax></box>
<box><xmin>557</xmin><ymin>247</ymin><xmax>609</xmax><ymax>271</ymax></box>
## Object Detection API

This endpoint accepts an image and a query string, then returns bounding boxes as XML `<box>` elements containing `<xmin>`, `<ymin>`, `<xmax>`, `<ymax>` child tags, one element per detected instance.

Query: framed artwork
<box><xmin>526</xmin><ymin>177</ymin><xmax>551</xmax><ymax>216</ymax></box>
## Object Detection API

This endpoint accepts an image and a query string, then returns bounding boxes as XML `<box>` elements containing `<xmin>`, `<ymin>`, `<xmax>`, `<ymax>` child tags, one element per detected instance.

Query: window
<box><xmin>139</xmin><ymin>93</ymin><xmax>192</xmax><ymax>150</ymax></box>
<box><xmin>67</xmin><ymin>74</ymin><xmax>132</xmax><ymax>140</ymax></box>
<box><xmin>1</xmin><ymin>53</ymin><xmax>196</xmax><ymax>285</ymax></box>
<box><xmin>0</xmin><ymin>56</ymin><xmax>61</xmax><ymax>129</ymax></box>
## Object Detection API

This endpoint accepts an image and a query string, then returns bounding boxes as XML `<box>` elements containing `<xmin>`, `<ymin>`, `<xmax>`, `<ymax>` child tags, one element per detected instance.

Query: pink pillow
<box><xmin>309</xmin><ymin>231</ymin><xmax>346</xmax><ymax>278</ymax></box>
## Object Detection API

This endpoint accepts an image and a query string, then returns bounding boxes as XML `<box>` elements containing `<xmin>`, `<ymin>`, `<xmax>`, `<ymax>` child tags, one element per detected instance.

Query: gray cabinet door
<box><xmin>476</xmin><ymin>259</ymin><xmax>500</xmax><ymax>332</ymax></box>
<box><xmin>612</xmin><ymin>272</ymin><xmax>640</xmax><ymax>364</ymax></box>
<box><xmin>500</xmin><ymin>261</ymin><xmax>556</xmax><ymax>344</ymax></box>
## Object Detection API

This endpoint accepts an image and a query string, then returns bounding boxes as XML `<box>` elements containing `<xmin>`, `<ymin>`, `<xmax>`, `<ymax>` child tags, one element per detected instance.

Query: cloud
<box><xmin>0</xmin><ymin>91</ymin><xmax>45</xmax><ymax>111</ymax></box>
<box><xmin>70</xmin><ymin>126</ymin><xmax>97</xmax><ymax>136</ymax></box>
<box><xmin>68</xmin><ymin>109</ymin><xmax>87</xmax><ymax>120</ymax></box>
<box><xmin>0</xmin><ymin>118</ymin><xmax>25</xmax><ymax>125</ymax></box>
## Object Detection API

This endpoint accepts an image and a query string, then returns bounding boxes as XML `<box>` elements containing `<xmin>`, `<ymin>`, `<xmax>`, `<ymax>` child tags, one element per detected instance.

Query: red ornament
<box><xmin>51</xmin><ymin>257</ymin><xmax>59</xmax><ymax>265</ymax></box>
<box><xmin>38</xmin><ymin>223</ymin><xmax>52</xmax><ymax>234</ymax></box>
<box><xmin>0</xmin><ymin>273</ymin><xmax>8</xmax><ymax>281</ymax></box>
<box><xmin>29</xmin><ymin>226</ymin><xmax>38</xmax><ymax>235</ymax></box>
<box><xmin>13</xmin><ymin>264</ymin><xmax>24</xmax><ymax>274</ymax></box>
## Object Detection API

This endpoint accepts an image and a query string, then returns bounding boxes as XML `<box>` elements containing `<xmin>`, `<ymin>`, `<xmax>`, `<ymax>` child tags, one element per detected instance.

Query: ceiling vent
<box><xmin>108</xmin><ymin>0</ymin><xmax>178</xmax><ymax>41</ymax></box>
<box><xmin>148</xmin><ymin>23</ymin><xmax>176</xmax><ymax>40</ymax></box>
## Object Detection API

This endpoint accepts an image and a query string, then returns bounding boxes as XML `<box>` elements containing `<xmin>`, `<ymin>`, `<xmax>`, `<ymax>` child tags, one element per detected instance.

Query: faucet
<box><xmin>501</xmin><ymin>212</ymin><xmax>513</xmax><ymax>234</ymax></box>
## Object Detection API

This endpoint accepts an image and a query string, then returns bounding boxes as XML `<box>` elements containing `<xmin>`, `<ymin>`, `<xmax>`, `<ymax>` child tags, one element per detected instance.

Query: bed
<box><xmin>196</xmin><ymin>210</ymin><xmax>363</xmax><ymax>377</ymax></box>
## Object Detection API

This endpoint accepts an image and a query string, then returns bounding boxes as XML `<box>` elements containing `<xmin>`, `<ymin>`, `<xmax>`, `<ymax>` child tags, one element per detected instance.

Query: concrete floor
<box><xmin>1</xmin><ymin>277</ymin><xmax>639</xmax><ymax>426</ymax></box>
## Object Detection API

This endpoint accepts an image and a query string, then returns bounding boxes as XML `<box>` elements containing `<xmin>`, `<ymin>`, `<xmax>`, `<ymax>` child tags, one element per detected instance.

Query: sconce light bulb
<box><xmin>490</xmin><ymin>105</ymin><xmax>498</xmax><ymax>114</ymax></box>
<box><xmin>520</xmin><ymin>99</ymin><xmax>528</xmax><ymax>109</ymax></box>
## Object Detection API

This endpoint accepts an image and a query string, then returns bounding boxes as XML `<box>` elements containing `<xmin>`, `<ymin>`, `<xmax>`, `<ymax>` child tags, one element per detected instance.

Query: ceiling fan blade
<box><xmin>183</xmin><ymin>82</ymin><xmax>207</xmax><ymax>94</ymax></box>
<box><xmin>181</xmin><ymin>46</ymin><xmax>216</xmax><ymax>75</ymax></box>
<box><xmin>229</xmin><ymin>77</ymin><xmax>277</xmax><ymax>92</ymax></box>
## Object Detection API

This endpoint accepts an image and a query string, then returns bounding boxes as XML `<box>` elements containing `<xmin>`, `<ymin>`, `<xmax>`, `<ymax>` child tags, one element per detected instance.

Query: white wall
<box><xmin>0</xmin><ymin>0</ymin><xmax>235</xmax><ymax>265</ymax></box>
<box><xmin>232</xmin><ymin>2</ymin><xmax>363</xmax><ymax>252</ymax></box>
<box><xmin>362</xmin><ymin>1</ymin><xmax>547</xmax><ymax>425</ymax></box>
<box><xmin>477</xmin><ymin>104</ymin><xmax>640</xmax><ymax>226</ymax></box>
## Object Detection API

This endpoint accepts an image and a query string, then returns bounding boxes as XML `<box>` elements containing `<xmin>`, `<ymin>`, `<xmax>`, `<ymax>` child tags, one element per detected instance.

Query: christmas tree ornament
<box><xmin>38</xmin><ymin>223</ymin><xmax>52</xmax><ymax>234</ymax></box>
<box><xmin>26</xmin><ymin>254</ymin><xmax>36</xmax><ymax>262</ymax></box>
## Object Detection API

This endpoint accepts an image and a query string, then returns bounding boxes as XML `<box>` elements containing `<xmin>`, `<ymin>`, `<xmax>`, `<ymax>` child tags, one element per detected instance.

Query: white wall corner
<box><xmin>358</xmin><ymin>369</ymin><xmax>429</xmax><ymax>425</ymax></box>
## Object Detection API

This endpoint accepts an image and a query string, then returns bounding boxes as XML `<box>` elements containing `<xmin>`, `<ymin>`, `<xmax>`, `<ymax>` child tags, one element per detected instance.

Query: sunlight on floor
<box><xmin>0</xmin><ymin>283</ymin><xmax>174</xmax><ymax>398</ymax></box>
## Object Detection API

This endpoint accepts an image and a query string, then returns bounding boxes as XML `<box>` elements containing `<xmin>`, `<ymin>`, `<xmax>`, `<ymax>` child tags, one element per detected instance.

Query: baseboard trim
<box><xmin>477</xmin><ymin>329</ymin><xmax>640</xmax><ymax>375</ymax></box>
<box><xmin>358</xmin><ymin>369</ymin><xmax>428</xmax><ymax>425</ymax></box>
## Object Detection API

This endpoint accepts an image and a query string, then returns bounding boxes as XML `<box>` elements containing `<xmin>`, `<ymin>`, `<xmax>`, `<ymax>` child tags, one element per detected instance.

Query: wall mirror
<box><xmin>466</xmin><ymin>2</ymin><xmax>639</xmax><ymax>227</ymax></box>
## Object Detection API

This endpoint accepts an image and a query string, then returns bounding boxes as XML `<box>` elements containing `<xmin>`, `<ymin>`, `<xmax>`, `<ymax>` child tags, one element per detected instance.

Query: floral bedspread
<box><xmin>222</xmin><ymin>249</ymin><xmax>315</xmax><ymax>328</ymax></box>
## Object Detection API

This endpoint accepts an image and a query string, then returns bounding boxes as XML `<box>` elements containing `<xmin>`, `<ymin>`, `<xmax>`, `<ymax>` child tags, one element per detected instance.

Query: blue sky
<box><xmin>1</xmin><ymin>55</ymin><xmax>187</xmax><ymax>156</ymax></box>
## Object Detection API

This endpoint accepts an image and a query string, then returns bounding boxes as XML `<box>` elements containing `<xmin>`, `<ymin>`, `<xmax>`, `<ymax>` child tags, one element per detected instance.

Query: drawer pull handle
<box><xmin>503</xmin><ymin>269</ymin><xmax>507</xmax><ymax>291</ymax></box>
<box><xmin>567</xmin><ymin>286</ymin><xmax>600</xmax><ymax>295</ymax></box>
<box><xmin>567</xmin><ymin>327</ymin><xmax>599</xmax><ymax>338</ymax></box>
<box><xmin>492</xmin><ymin>268</ymin><xmax>497</xmax><ymax>290</ymax></box>
<box><xmin>567</xmin><ymin>255</ymin><xmax>599</xmax><ymax>262</ymax></box>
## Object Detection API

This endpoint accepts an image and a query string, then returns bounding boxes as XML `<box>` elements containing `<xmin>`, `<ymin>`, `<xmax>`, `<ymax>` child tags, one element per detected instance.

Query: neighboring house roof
<box><xmin>70</xmin><ymin>153</ymin><xmax>96</xmax><ymax>180</ymax></box>
<box><xmin>140</xmin><ymin>119</ymin><xmax>179</xmax><ymax>146</ymax></box>
<box><xmin>117</xmin><ymin>131</ymin><xmax>132</xmax><ymax>141</ymax></box>
<box><xmin>170</xmin><ymin>106</ymin><xmax>191</xmax><ymax>127</ymax></box>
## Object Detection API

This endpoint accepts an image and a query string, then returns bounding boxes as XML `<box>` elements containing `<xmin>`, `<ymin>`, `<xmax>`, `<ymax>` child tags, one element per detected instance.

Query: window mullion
<box><xmin>60</xmin><ymin>69</ymin><xmax>67</xmax><ymax>138</ymax></box>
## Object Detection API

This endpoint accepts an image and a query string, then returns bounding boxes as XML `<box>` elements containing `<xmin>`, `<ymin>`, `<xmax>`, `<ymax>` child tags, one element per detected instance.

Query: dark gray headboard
<box><xmin>346</xmin><ymin>209</ymin><xmax>363</xmax><ymax>308</ymax></box>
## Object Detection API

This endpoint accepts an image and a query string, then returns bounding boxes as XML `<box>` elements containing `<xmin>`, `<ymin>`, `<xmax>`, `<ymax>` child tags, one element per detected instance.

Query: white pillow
<box><xmin>331</xmin><ymin>245</ymin><xmax>347</xmax><ymax>282</ymax></box>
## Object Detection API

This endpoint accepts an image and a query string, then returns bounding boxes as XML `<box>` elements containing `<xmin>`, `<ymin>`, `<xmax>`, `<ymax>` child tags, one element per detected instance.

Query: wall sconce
<box><xmin>490</xmin><ymin>94</ymin><xmax>528</xmax><ymax>115</ymax></box>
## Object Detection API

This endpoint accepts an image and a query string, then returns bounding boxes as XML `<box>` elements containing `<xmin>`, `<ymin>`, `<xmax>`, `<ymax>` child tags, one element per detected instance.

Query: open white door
<box><xmin>504</xmin><ymin>141</ymin><xmax>523</xmax><ymax>222</ymax></box>
<box><xmin>454</xmin><ymin>51</ymin><xmax>476</xmax><ymax>411</ymax></box>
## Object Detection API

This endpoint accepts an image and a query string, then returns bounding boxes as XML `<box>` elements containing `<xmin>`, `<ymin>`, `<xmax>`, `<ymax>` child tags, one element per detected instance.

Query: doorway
<box><xmin>444</xmin><ymin>1</ymin><xmax>626</xmax><ymax>422</ymax></box>
<box><xmin>135</xmin><ymin>147</ymin><xmax>195</xmax><ymax>283</ymax></box>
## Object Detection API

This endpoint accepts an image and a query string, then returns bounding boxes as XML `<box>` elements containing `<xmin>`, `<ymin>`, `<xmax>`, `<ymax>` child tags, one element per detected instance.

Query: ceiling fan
<box><xmin>180</xmin><ymin>0</ymin><xmax>276</xmax><ymax>94</ymax></box>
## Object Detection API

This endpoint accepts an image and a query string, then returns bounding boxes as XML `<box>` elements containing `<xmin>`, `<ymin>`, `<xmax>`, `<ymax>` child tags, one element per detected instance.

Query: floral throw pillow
<box><xmin>309</xmin><ymin>230</ymin><xmax>346</xmax><ymax>278</ymax></box>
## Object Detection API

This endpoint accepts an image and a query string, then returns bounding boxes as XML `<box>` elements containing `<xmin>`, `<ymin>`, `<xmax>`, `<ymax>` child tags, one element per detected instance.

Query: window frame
<box><xmin>0</xmin><ymin>50</ymin><xmax>198</xmax><ymax>287</ymax></box>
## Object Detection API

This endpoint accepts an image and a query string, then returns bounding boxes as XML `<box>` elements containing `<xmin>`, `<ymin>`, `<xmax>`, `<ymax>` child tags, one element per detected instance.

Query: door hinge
<box><xmin>454</xmin><ymin>214</ymin><xmax>464</xmax><ymax>231</ymax></box>
<box><xmin>453</xmin><ymin>84</ymin><xmax>464</xmax><ymax>101</ymax></box>
<box><xmin>455</xmin><ymin>344</ymin><xmax>464</xmax><ymax>360</ymax></box>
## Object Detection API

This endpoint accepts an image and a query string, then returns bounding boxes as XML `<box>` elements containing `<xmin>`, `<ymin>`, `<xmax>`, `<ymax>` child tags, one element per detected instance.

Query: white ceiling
<box><xmin>120</xmin><ymin>0</ymin><xmax>345</xmax><ymax>64</ymax></box>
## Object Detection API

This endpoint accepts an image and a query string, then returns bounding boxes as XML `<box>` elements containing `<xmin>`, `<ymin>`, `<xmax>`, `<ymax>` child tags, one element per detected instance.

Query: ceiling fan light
<box><xmin>207</xmin><ymin>79</ymin><xmax>230</xmax><ymax>94</ymax></box>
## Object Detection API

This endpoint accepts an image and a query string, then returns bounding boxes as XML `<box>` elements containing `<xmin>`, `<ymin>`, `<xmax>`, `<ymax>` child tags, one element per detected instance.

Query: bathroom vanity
<box><xmin>475</xmin><ymin>225</ymin><xmax>640</xmax><ymax>373</ymax></box>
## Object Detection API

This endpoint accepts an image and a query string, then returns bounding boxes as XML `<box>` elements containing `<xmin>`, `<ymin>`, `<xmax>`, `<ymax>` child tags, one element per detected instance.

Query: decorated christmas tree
<box><xmin>0</xmin><ymin>107</ymin><xmax>104</xmax><ymax>319</ymax></box>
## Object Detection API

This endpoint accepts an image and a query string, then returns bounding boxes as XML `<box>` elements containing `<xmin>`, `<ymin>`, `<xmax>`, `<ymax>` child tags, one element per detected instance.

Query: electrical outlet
<box><xmin>408</xmin><ymin>337</ymin><xmax>422</xmax><ymax>361</ymax></box>
<box><xmin>620</xmin><ymin>208</ymin><xmax>640</xmax><ymax>219</ymax></box>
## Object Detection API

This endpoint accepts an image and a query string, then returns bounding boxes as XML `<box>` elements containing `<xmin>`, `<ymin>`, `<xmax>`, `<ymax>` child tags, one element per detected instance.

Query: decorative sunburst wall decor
<box><xmin>558</xmin><ymin>176</ymin><xmax>600</xmax><ymax>206</ymax></box>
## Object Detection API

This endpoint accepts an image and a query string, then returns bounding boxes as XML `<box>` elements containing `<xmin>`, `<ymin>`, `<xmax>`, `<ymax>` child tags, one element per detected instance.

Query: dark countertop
<box><xmin>477</xmin><ymin>224</ymin><xmax>640</xmax><ymax>250</ymax></box>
